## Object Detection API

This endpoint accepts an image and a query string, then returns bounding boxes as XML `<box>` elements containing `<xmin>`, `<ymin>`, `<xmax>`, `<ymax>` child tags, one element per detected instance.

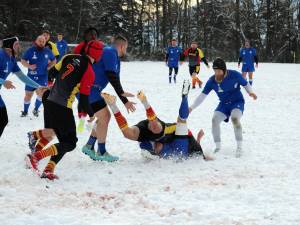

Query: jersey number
<box><xmin>61</xmin><ymin>64</ymin><xmax>74</xmax><ymax>80</ymax></box>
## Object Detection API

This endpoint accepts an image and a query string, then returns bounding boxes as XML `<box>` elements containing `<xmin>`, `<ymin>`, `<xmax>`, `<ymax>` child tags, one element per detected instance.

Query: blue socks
<box><xmin>86</xmin><ymin>136</ymin><xmax>97</xmax><ymax>149</ymax></box>
<box><xmin>24</xmin><ymin>101</ymin><xmax>30</xmax><ymax>113</ymax></box>
<box><xmin>98</xmin><ymin>143</ymin><xmax>106</xmax><ymax>155</ymax></box>
<box><xmin>249</xmin><ymin>79</ymin><xmax>253</xmax><ymax>86</ymax></box>
<box><xmin>34</xmin><ymin>97</ymin><xmax>42</xmax><ymax>111</ymax></box>
<box><xmin>179</xmin><ymin>96</ymin><xmax>189</xmax><ymax>120</ymax></box>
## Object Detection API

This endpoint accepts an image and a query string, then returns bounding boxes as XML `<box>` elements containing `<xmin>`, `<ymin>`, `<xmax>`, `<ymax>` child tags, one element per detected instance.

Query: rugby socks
<box><xmin>174</xmin><ymin>74</ymin><xmax>177</xmax><ymax>83</ymax></box>
<box><xmin>140</xmin><ymin>98</ymin><xmax>157</xmax><ymax>121</ymax></box>
<box><xmin>24</xmin><ymin>101</ymin><xmax>30</xmax><ymax>113</ymax></box>
<box><xmin>33</xmin><ymin>145</ymin><xmax>58</xmax><ymax>161</ymax></box>
<box><xmin>179</xmin><ymin>96</ymin><xmax>189</xmax><ymax>120</ymax></box>
<box><xmin>249</xmin><ymin>79</ymin><xmax>253</xmax><ymax>86</ymax></box>
<box><xmin>86</xmin><ymin>136</ymin><xmax>97</xmax><ymax>149</ymax></box>
<box><xmin>44</xmin><ymin>160</ymin><xmax>56</xmax><ymax>173</ymax></box>
<box><xmin>34</xmin><ymin>96</ymin><xmax>42</xmax><ymax>111</ymax></box>
<box><xmin>169</xmin><ymin>75</ymin><xmax>172</xmax><ymax>83</ymax></box>
<box><xmin>33</xmin><ymin>130</ymin><xmax>49</xmax><ymax>151</ymax></box>
<box><xmin>114</xmin><ymin>112</ymin><xmax>128</xmax><ymax>130</ymax></box>
<box><xmin>97</xmin><ymin>143</ymin><xmax>106</xmax><ymax>155</ymax></box>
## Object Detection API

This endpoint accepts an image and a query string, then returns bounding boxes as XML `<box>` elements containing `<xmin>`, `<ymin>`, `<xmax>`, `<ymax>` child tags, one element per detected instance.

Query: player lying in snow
<box><xmin>99</xmin><ymin>80</ymin><xmax>213</xmax><ymax>160</ymax></box>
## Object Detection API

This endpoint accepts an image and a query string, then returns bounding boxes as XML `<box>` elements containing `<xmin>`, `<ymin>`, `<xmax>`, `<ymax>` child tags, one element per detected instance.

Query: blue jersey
<box><xmin>89</xmin><ymin>46</ymin><xmax>120</xmax><ymax>103</ymax></box>
<box><xmin>0</xmin><ymin>49</ymin><xmax>20</xmax><ymax>81</ymax></box>
<box><xmin>166</xmin><ymin>46</ymin><xmax>182</xmax><ymax>68</ymax></box>
<box><xmin>0</xmin><ymin>49</ymin><xmax>21</xmax><ymax>107</ymax></box>
<box><xmin>56</xmin><ymin>40</ymin><xmax>68</xmax><ymax>61</ymax></box>
<box><xmin>239</xmin><ymin>47</ymin><xmax>256</xmax><ymax>66</ymax></box>
<box><xmin>22</xmin><ymin>46</ymin><xmax>55</xmax><ymax>76</ymax></box>
<box><xmin>202</xmin><ymin>70</ymin><xmax>247</xmax><ymax>104</ymax></box>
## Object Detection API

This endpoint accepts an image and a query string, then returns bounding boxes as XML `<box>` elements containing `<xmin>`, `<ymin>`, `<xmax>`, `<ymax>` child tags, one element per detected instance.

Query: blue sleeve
<box><xmin>22</xmin><ymin>48</ymin><xmax>31</xmax><ymax>60</ymax></box>
<box><xmin>253</xmin><ymin>48</ymin><xmax>257</xmax><ymax>56</ymax></box>
<box><xmin>103</xmin><ymin>49</ymin><xmax>118</xmax><ymax>73</ymax></box>
<box><xmin>14</xmin><ymin>71</ymin><xmax>40</xmax><ymax>88</ymax></box>
<box><xmin>179</xmin><ymin>47</ymin><xmax>182</xmax><ymax>53</ymax></box>
<box><xmin>202</xmin><ymin>78</ymin><xmax>213</xmax><ymax>95</ymax></box>
<box><xmin>0</xmin><ymin>78</ymin><xmax>5</xmax><ymax>84</ymax></box>
<box><xmin>235</xmin><ymin>71</ymin><xmax>247</xmax><ymax>86</ymax></box>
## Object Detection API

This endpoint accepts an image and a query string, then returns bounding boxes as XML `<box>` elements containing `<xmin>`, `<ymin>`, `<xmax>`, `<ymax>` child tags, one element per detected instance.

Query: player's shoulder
<box><xmin>227</xmin><ymin>69</ymin><xmax>241</xmax><ymax>78</ymax></box>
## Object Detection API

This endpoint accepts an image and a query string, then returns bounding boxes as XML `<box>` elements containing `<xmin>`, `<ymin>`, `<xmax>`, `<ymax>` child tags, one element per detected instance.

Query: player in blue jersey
<box><xmin>81</xmin><ymin>35</ymin><xmax>136</xmax><ymax>162</ymax></box>
<box><xmin>20</xmin><ymin>35</ymin><xmax>56</xmax><ymax>117</ymax></box>
<box><xmin>165</xmin><ymin>39</ymin><xmax>182</xmax><ymax>83</ymax></box>
<box><xmin>190</xmin><ymin>58</ymin><xmax>257</xmax><ymax>157</ymax></box>
<box><xmin>56</xmin><ymin>33</ymin><xmax>68</xmax><ymax>62</ymax></box>
<box><xmin>238</xmin><ymin>40</ymin><xmax>258</xmax><ymax>85</ymax></box>
<box><xmin>0</xmin><ymin>36</ymin><xmax>41</xmax><ymax>137</ymax></box>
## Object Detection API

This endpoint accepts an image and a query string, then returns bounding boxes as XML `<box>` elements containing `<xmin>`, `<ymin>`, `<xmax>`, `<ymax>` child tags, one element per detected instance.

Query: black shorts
<box><xmin>189</xmin><ymin>65</ymin><xmax>200</xmax><ymax>76</ymax></box>
<box><xmin>188</xmin><ymin>135</ymin><xmax>204</xmax><ymax>157</ymax></box>
<box><xmin>169</xmin><ymin>67</ymin><xmax>179</xmax><ymax>75</ymax></box>
<box><xmin>43</xmin><ymin>98</ymin><xmax>77</xmax><ymax>144</ymax></box>
<box><xmin>90</xmin><ymin>99</ymin><xmax>107</xmax><ymax>113</ymax></box>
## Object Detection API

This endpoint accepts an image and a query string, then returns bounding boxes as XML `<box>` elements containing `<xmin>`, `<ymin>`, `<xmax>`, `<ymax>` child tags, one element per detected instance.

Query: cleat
<box><xmin>32</xmin><ymin>109</ymin><xmax>39</xmax><ymax>117</ymax></box>
<box><xmin>192</xmin><ymin>86</ymin><xmax>196</xmax><ymax>89</ymax></box>
<box><xmin>77</xmin><ymin>118</ymin><xmax>85</xmax><ymax>133</ymax></box>
<box><xmin>82</xmin><ymin>145</ymin><xmax>96</xmax><ymax>160</ymax></box>
<box><xmin>101</xmin><ymin>93</ymin><xmax>117</xmax><ymax>105</ymax></box>
<box><xmin>214</xmin><ymin>147</ymin><xmax>221</xmax><ymax>153</ymax></box>
<box><xmin>94</xmin><ymin>151</ymin><xmax>119</xmax><ymax>162</ymax></box>
<box><xmin>41</xmin><ymin>171</ymin><xmax>59</xmax><ymax>180</ymax></box>
<box><xmin>182</xmin><ymin>79</ymin><xmax>191</xmax><ymax>96</ymax></box>
<box><xmin>20</xmin><ymin>111</ymin><xmax>28</xmax><ymax>117</ymax></box>
<box><xmin>25</xmin><ymin>154</ymin><xmax>39</xmax><ymax>171</ymax></box>
<box><xmin>27</xmin><ymin>132</ymin><xmax>37</xmax><ymax>153</ymax></box>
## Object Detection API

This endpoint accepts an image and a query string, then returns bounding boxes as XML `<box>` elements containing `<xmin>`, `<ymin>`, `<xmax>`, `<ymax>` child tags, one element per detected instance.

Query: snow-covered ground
<box><xmin>0</xmin><ymin>62</ymin><xmax>300</xmax><ymax>225</ymax></box>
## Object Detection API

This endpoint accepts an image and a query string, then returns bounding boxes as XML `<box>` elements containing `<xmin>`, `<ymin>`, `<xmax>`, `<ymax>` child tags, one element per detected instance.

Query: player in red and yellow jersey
<box><xmin>25</xmin><ymin>40</ymin><xmax>104</xmax><ymax>180</ymax></box>
<box><xmin>182</xmin><ymin>41</ymin><xmax>209</xmax><ymax>89</ymax></box>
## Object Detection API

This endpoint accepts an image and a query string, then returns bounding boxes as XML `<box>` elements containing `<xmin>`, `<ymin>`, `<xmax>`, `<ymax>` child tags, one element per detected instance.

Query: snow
<box><xmin>0</xmin><ymin>62</ymin><xmax>300</xmax><ymax>225</ymax></box>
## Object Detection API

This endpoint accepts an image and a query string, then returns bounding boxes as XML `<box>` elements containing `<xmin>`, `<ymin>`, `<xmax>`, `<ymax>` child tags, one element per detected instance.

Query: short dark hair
<box><xmin>42</xmin><ymin>30</ymin><xmax>50</xmax><ymax>35</ymax></box>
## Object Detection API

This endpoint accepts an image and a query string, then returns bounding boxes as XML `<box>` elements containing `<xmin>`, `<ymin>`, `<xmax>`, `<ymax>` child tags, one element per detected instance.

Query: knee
<box><xmin>231</xmin><ymin>117</ymin><xmax>241</xmax><ymax>127</ymax></box>
<box><xmin>61</xmin><ymin>138</ymin><xmax>78</xmax><ymax>152</ymax></box>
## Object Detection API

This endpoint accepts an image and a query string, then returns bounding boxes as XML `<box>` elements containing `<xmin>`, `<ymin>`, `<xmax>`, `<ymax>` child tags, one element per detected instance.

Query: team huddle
<box><xmin>0</xmin><ymin>27</ymin><xmax>258</xmax><ymax>180</ymax></box>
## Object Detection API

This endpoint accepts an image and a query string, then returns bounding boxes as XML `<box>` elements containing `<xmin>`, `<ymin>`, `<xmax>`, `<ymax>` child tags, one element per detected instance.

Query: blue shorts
<box><xmin>89</xmin><ymin>86</ymin><xmax>104</xmax><ymax>104</ymax></box>
<box><xmin>25</xmin><ymin>75</ymin><xmax>47</xmax><ymax>91</ymax></box>
<box><xmin>159</xmin><ymin>137</ymin><xmax>189</xmax><ymax>159</ymax></box>
<box><xmin>0</xmin><ymin>95</ymin><xmax>6</xmax><ymax>108</ymax></box>
<box><xmin>215</xmin><ymin>100</ymin><xmax>244</xmax><ymax>122</ymax></box>
<box><xmin>242</xmin><ymin>64</ymin><xmax>255</xmax><ymax>73</ymax></box>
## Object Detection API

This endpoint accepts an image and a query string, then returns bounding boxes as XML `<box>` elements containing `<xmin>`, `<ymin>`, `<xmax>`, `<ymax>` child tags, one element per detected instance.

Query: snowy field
<box><xmin>0</xmin><ymin>61</ymin><xmax>300</xmax><ymax>225</ymax></box>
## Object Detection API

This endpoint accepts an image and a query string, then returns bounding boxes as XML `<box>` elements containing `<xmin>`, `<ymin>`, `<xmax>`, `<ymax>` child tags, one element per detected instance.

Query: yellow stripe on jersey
<box><xmin>49</xmin><ymin>41</ymin><xmax>60</xmax><ymax>56</ymax></box>
<box><xmin>164</xmin><ymin>124</ymin><xmax>177</xmax><ymax>135</ymax></box>
<box><xmin>67</xmin><ymin>83</ymin><xmax>80</xmax><ymax>108</ymax></box>
<box><xmin>197</xmin><ymin>48</ymin><xmax>204</xmax><ymax>59</ymax></box>
<box><xmin>54</xmin><ymin>54</ymin><xmax>72</xmax><ymax>71</ymax></box>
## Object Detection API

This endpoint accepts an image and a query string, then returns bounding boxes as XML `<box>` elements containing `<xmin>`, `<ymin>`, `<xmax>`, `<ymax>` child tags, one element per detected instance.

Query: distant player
<box><xmin>190</xmin><ymin>58</ymin><xmax>257</xmax><ymax>157</ymax></box>
<box><xmin>25</xmin><ymin>40</ymin><xmax>103</xmax><ymax>180</ymax></box>
<box><xmin>0</xmin><ymin>36</ymin><xmax>41</xmax><ymax>137</ymax></box>
<box><xmin>101</xmin><ymin>81</ymin><xmax>212</xmax><ymax>160</ymax></box>
<box><xmin>42</xmin><ymin>30</ymin><xmax>60</xmax><ymax>61</ymax></box>
<box><xmin>238</xmin><ymin>40</ymin><xmax>258</xmax><ymax>85</ymax></box>
<box><xmin>56</xmin><ymin>33</ymin><xmax>68</xmax><ymax>61</ymax></box>
<box><xmin>165</xmin><ymin>39</ymin><xmax>182</xmax><ymax>83</ymax></box>
<box><xmin>182</xmin><ymin>41</ymin><xmax>209</xmax><ymax>89</ymax></box>
<box><xmin>20</xmin><ymin>35</ymin><xmax>56</xmax><ymax>117</ymax></box>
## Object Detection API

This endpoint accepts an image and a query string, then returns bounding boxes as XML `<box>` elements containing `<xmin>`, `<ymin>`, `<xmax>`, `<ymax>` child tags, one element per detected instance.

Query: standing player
<box><xmin>21</xmin><ymin>35</ymin><xmax>56</xmax><ymax>117</ymax></box>
<box><xmin>165</xmin><ymin>39</ymin><xmax>182</xmax><ymax>83</ymax></box>
<box><xmin>42</xmin><ymin>30</ymin><xmax>60</xmax><ymax>61</ymax></box>
<box><xmin>25</xmin><ymin>40</ymin><xmax>103</xmax><ymax>180</ymax></box>
<box><xmin>190</xmin><ymin>58</ymin><xmax>257</xmax><ymax>157</ymax></box>
<box><xmin>238</xmin><ymin>40</ymin><xmax>258</xmax><ymax>85</ymax></box>
<box><xmin>56</xmin><ymin>33</ymin><xmax>68</xmax><ymax>61</ymax></box>
<box><xmin>81</xmin><ymin>35</ymin><xmax>136</xmax><ymax>162</ymax></box>
<box><xmin>0</xmin><ymin>36</ymin><xmax>41</xmax><ymax>137</ymax></box>
<box><xmin>182</xmin><ymin>41</ymin><xmax>209</xmax><ymax>89</ymax></box>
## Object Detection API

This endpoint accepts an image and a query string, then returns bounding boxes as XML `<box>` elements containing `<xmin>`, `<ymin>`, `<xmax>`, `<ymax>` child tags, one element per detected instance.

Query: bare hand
<box><xmin>29</xmin><ymin>64</ymin><xmax>37</xmax><ymax>70</ymax></box>
<box><xmin>180</xmin><ymin>61</ymin><xmax>184</xmax><ymax>65</ymax></box>
<box><xmin>3</xmin><ymin>80</ymin><xmax>15</xmax><ymax>89</ymax></box>
<box><xmin>36</xmin><ymin>86</ymin><xmax>49</xmax><ymax>96</ymax></box>
<box><xmin>122</xmin><ymin>92</ymin><xmax>135</xmax><ymax>98</ymax></box>
<box><xmin>249</xmin><ymin>93</ymin><xmax>257</xmax><ymax>100</ymax></box>
<box><xmin>125</xmin><ymin>101</ymin><xmax>136</xmax><ymax>113</ymax></box>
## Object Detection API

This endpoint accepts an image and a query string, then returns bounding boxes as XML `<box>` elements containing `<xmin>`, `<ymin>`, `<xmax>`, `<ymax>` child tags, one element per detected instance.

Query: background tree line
<box><xmin>0</xmin><ymin>0</ymin><xmax>299</xmax><ymax>62</ymax></box>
